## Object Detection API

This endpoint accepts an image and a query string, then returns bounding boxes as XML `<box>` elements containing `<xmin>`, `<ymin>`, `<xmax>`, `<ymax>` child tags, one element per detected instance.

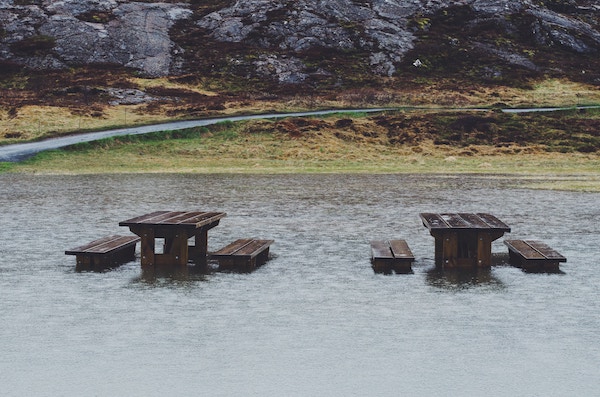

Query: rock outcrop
<box><xmin>0</xmin><ymin>0</ymin><xmax>598</xmax><ymax>81</ymax></box>
<box><xmin>0</xmin><ymin>0</ymin><xmax>191</xmax><ymax>77</ymax></box>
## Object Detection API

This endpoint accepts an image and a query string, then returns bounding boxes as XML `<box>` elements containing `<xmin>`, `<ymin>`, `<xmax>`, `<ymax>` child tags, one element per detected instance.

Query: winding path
<box><xmin>1</xmin><ymin>105</ymin><xmax>597</xmax><ymax>162</ymax></box>
<box><xmin>0</xmin><ymin>109</ymin><xmax>389</xmax><ymax>162</ymax></box>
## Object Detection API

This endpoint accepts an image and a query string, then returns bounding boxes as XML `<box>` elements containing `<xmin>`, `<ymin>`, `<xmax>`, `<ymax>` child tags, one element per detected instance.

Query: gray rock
<box><xmin>1</xmin><ymin>1</ymin><xmax>192</xmax><ymax>77</ymax></box>
<box><xmin>252</xmin><ymin>54</ymin><xmax>308</xmax><ymax>84</ymax></box>
<box><xmin>197</xmin><ymin>0</ymin><xmax>420</xmax><ymax>77</ymax></box>
<box><xmin>45</xmin><ymin>0</ymin><xmax>118</xmax><ymax>16</ymax></box>
<box><xmin>0</xmin><ymin>0</ymin><xmax>598</xmax><ymax>79</ymax></box>
<box><xmin>105</xmin><ymin>87</ymin><xmax>157</xmax><ymax>105</ymax></box>
<box><xmin>527</xmin><ymin>7</ymin><xmax>600</xmax><ymax>53</ymax></box>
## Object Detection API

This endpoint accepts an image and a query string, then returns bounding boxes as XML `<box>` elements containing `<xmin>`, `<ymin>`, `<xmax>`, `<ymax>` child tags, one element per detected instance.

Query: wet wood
<box><xmin>119</xmin><ymin>211</ymin><xmax>226</xmax><ymax>271</ymax></box>
<box><xmin>65</xmin><ymin>235</ymin><xmax>140</xmax><ymax>272</ymax></box>
<box><xmin>371</xmin><ymin>239</ymin><xmax>415</xmax><ymax>274</ymax></box>
<box><xmin>420</xmin><ymin>213</ymin><xmax>511</xmax><ymax>269</ymax></box>
<box><xmin>212</xmin><ymin>238</ymin><xmax>274</xmax><ymax>272</ymax></box>
<box><xmin>505</xmin><ymin>239</ymin><xmax>566</xmax><ymax>273</ymax></box>
<box><xmin>420</xmin><ymin>213</ymin><xmax>511</xmax><ymax>232</ymax></box>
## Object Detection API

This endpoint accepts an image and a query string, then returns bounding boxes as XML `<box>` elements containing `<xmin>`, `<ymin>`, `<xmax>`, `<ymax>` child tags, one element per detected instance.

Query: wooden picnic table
<box><xmin>119</xmin><ymin>210</ymin><xmax>226</xmax><ymax>269</ymax></box>
<box><xmin>420</xmin><ymin>213</ymin><xmax>511</xmax><ymax>268</ymax></box>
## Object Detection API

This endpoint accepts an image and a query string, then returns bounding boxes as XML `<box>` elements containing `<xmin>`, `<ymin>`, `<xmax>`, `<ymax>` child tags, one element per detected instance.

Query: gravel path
<box><xmin>0</xmin><ymin>109</ymin><xmax>388</xmax><ymax>162</ymax></box>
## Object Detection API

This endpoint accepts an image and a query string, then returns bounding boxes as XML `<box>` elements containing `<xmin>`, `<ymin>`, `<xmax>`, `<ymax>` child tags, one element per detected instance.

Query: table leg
<box><xmin>139</xmin><ymin>227</ymin><xmax>155</xmax><ymax>269</ymax></box>
<box><xmin>155</xmin><ymin>230</ymin><xmax>189</xmax><ymax>267</ymax></box>
<box><xmin>189</xmin><ymin>229</ymin><xmax>208</xmax><ymax>265</ymax></box>
<box><xmin>442</xmin><ymin>232</ymin><xmax>458</xmax><ymax>268</ymax></box>
<box><xmin>173</xmin><ymin>231</ymin><xmax>189</xmax><ymax>266</ymax></box>
<box><xmin>476</xmin><ymin>232</ymin><xmax>493</xmax><ymax>267</ymax></box>
<box><xmin>434</xmin><ymin>235</ymin><xmax>444</xmax><ymax>267</ymax></box>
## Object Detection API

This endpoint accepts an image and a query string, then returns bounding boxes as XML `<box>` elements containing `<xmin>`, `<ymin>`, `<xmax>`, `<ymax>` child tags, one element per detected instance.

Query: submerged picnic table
<box><xmin>420</xmin><ymin>213</ymin><xmax>511</xmax><ymax>269</ymax></box>
<box><xmin>119</xmin><ymin>211</ymin><xmax>226</xmax><ymax>269</ymax></box>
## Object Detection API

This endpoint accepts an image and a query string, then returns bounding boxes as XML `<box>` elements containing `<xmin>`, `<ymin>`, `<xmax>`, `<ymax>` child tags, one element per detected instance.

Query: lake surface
<box><xmin>1</xmin><ymin>174</ymin><xmax>598</xmax><ymax>396</ymax></box>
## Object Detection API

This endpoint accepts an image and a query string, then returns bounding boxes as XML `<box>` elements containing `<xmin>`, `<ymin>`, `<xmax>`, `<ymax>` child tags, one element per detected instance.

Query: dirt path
<box><xmin>0</xmin><ymin>108</ymin><xmax>388</xmax><ymax>162</ymax></box>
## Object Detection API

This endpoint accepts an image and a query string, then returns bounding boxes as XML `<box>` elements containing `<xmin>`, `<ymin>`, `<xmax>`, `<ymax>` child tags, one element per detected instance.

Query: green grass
<box><xmin>4</xmin><ymin>112</ymin><xmax>600</xmax><ymax>191</ymax></box>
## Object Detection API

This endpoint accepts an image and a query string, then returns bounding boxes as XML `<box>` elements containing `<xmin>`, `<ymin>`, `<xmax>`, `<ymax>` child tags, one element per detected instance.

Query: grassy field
<box><xmin>4</xmin><ymin>111</ymin><xmax>599</xmax><ymax>192</ymax></box>
<box><xmin>1</xmin><ymin>78</ymin><xmax>599</xmax><ymax>144</ymax></box>
<box><xmin>1</xmin><ymin>75</ymin><xmax>599</xmax><ymax>192</ymax></box>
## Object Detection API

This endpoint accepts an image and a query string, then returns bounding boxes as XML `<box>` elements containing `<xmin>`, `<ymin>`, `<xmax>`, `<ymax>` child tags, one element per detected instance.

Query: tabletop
<box><xmin>419</xmin><ymin>213</ymin><xmax>511</xmax><ymax>232</ymax></box>
<box><xmin>119</xmin><ymin>211</ymin><xmax>226</xmax><ymax>230</ymax></box>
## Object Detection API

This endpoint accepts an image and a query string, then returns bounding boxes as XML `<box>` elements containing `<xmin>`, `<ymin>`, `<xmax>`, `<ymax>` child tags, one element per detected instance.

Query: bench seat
<box><xmin>505</xmin><ymin>239</ymin><xmax>566</xmax><ymax>273</ymax></box>
<box><xmin>66</xmin><ymin>235</ymin><xmax>140</xmax><ymax>272</ymax></box>
<box><xmin>371</xmin><ymin>239</ymin><xmax>415</xmax><ymax>274</ymax></box>
<box><xmin>212</xmin><ymin>238</ymin><xmax>274</xmax><ymax>272</ymax></box>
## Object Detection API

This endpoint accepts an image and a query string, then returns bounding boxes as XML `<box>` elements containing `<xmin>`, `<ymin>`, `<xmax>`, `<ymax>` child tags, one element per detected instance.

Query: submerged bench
<box><xmin>212</xmin><ymin>238</ymin><xmax>274</xmax><ymax>272</ymax></box>
<box><xmin>370</xmin><ymin>239</ymin><xmax>415</xmax><ymax>274</ymax></box>
<box><xmin>66</xmin><ymin>235</ymin><xmax>140</xmax><ymax>272</ymax></box>
<box><xmin>505</xmin><ymin>239</ymin><xmax>566</xmax><ymax>273</ymax></box>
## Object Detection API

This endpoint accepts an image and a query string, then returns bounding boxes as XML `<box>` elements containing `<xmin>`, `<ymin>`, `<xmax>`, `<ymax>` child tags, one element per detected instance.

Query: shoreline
<box><xmin>2</xmin><ymin>105</ymin><xmax>598</xmax><ymax>192</ymax></box>
<box><xmin>5</xmin><ymin>156</ymin><xmax>599</xmax><ymax>192</ymax></box>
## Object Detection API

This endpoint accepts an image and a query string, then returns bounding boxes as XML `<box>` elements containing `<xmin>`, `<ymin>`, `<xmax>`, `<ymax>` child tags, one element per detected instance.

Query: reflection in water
<box><xmin>136</xmin><ymin>269</ymin><xmax>209</xmax><ymax>285</ymax></box>
<box><xmin>138</xmin><ymin>256</ymin><xmax>271</xmax><ymax>282</ymax></box>
<box><xmin>426</xmin><ymin>268</ymin><xmax>505</xmax><ymax>291</ymax></box>
<box><xmin>520</xmin><ymin>265</ymin><xmax>566</xmax><ymax>275</ymax></box>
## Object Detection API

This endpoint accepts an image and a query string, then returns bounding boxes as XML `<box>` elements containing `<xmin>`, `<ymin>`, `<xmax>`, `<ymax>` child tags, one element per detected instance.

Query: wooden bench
<box><xmin>66</xmin><ymin>235</ymin><xmax>140</xmax><ymax>272</ymax></box>
<box><xmin>505</xmin><ymin>239</ymin><xmax>566</xmax><ymax>273</ymax></box>
<box><xmin>212</xmin><ymin>238</ymin><xmax>274</xmax><ymax>272</ymax></box>
<box><xmin>370</xmin><ymin>239</ymin><xmax>415</xmax><ymax>274</ymax></box>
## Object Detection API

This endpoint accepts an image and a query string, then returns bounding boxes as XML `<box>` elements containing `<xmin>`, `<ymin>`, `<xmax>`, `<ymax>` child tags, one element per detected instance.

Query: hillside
<box><xmin>1</xmin><ymin>0</ymin><xmax>599</xmax><ymax>147</ymax></box>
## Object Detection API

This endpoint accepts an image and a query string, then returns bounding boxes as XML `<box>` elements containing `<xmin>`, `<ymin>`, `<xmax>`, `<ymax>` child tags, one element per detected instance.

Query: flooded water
<box><xmin>1</xmin><ymin>173</ymin><xmax>599</xmax><ymax>396</ymax></box>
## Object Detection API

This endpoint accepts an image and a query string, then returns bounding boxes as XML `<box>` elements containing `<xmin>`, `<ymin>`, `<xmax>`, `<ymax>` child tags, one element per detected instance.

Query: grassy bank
<box><xmin>2</xmin><ymin>77</ymin><xmax>600</xmax><ymax>145</ymax></box>
<box><xmin>5</xmin><ymin>110</ymin><xmax>600</xmax><ymax>192</ymax></box>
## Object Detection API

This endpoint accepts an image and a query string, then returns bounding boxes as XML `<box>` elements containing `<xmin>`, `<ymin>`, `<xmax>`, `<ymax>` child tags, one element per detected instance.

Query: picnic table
<box><xmin>119</xmin><ymin>210</ymin><xmax>226</xmax><ymax>269</ymax></box>
<box><xmin>420</xmin><ymin>213</ymin><xmax>510</xmax><ymax>268</ymax></box>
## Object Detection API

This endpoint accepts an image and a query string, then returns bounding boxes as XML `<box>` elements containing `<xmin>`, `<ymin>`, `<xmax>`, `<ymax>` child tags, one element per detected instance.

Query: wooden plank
<box><xmin>234</xmin><ymin>239</ymin><xmax>274</xmax><ymax>258</ymax></box>
<box><xmin>158</xmin><ymin>211</ymin><xmax>210</xmax><ymax>225</ymax></box>
<box><xmin>389</xmin><ymin>240</ymin><xmax>414</xmax><ymax>259</ymax></box>
<box><xmin>441</xmin><ymin>213</ymin><xmax>471</xmax><ymax>228</ymax></box>
<box><xmin>370</xmin><ymin>240</ymin><xmax>393</xmax><ymax>259</ymax></box>
<box><xmin>505</xmin><ymin>240</ymin><xmax>545</xmax><ymax>260</ymax></box>
<box><xmin>66</xmin><ymin>235</ymin><xmax>139</xmax><ymax>255</ymax></box>
<box><xmin>119</xmin><ymin>211</ymin><xmax>170</xmax><ymax>226</ymax></box>
<box><xmin>525</xmin><ymin>240</ymin><xmax>566</xmax><ymax>262</ymax></box>
<box><xmin>458</xmin><ymin>213</ymin><xmax>490</xmax><ymax>229</ymax></box>
<box><xmin>420</xmin><ymin>213</ymin><xmax>450</xmax><ymax>230</ymax></box>
<box><xmin>171</xmin><ymin>211</ymin><xmax>225</xmax><ymax>226</ymax></box>
<box><xmin>65</xmin><ymin>235</ymin><xmax>120</xmax><ymax>254</ymax></box>
<box><xmin>120</xmin><ymin>211</ymin><xmax>226</xmax><ymax>228</ymax></box>
<box><xmin>120</xmin><ymin>211</ymin><xmax>194</xmax><ymax>226</ymax></box>
<box><xmin>153</xmin><ymin>211</ymin><xmax>195</xmax><ymax>224</ymax></box>
<box><xmin>92</xmin><ymin>235</ymin><xmax>139</xmax><ymax>253</ymax></box>
<box><xmin>476</xmin><ymin>213</ymin><xmax>511</xmax><ymax>231</ymax></box>
<box><xmin>213</xmin><ymin>239</ymin><xmax>254</xmax><ymax>256</ymax></box>
<box><xmin>134</xmin><ymin>211</ymin><xmax>190</xmax><ymax>225</ymax></box>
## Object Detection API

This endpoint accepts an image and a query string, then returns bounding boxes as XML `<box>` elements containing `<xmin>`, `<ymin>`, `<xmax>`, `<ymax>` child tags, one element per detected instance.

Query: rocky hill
<box><xmin>1</xmin><ymin>0</ymin><xmax>599</xmax><ymax>89</ymax></box>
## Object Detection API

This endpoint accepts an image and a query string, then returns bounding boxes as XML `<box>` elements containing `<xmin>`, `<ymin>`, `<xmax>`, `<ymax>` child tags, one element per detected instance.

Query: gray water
<box><xmin>1</xmin><ymin>174</ymin><xmax>598</xmax><ymax>396</ymax></box>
